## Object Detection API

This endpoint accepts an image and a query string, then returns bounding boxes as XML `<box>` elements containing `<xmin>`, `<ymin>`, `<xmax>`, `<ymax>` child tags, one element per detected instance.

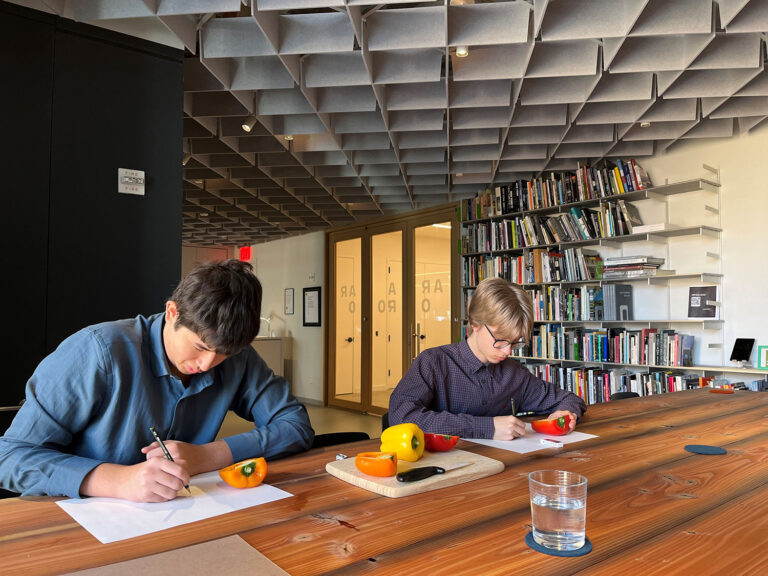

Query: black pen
<box><xmin>149</xmin><ymin>426</ymin><xmax>191</xmax><ymax>495</ymax></box>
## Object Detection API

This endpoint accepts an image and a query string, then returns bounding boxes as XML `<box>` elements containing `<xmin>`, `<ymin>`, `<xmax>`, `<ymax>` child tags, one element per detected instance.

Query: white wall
<box><xmin>249</xmin><ymin>232</ymin><xmax>326</xmax><ymax>403</ymax></box>
<box><xmin>640</xmin><ymin>124</ymin><xmax>768</xmax><ymax>367</ymax></box>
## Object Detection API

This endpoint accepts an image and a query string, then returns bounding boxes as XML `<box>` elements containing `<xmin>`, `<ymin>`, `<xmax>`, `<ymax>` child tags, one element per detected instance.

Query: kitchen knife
<box><xmin>396</xmin><ymin>462</ymin><xmax>472</xmax><ymax>483</ymax></box>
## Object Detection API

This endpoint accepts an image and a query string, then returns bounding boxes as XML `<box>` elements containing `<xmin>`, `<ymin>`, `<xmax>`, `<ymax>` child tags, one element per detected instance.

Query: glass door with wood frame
<box><xmin>327</xmin><ymin>207</ymin><xmax>458</xmax><ymax>415</ymax></box>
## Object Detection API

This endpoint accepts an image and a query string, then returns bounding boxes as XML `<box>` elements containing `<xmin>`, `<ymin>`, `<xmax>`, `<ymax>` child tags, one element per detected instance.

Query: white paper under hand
<box><xmin>56</xmin><ymin>471</ymin><xmax>292</xmax><ymax>544</ymax></box>
<box><xmin>465</xmin><ymin>423</ymin><xmax>597</xmax><ymax>454</ymax></box>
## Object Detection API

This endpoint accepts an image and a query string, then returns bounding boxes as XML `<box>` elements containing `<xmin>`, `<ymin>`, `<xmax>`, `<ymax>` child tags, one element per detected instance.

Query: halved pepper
<box><xmin>531</xmin><ymin>415</ymin><xmax>571</xmax><ymax>436</ymax></box>
<box><xmin>424</xmin><ymin>433</ymin><xmax>459</xmax><ymax>452</ymax></box>
<box><xmin>354</xmin><ymin>452</ymin><xmax>397</xmax><ymax>477</ymax></box>
<box><xmin>380</xmin><ymin>422</ymin><xmax>425</xmax><ymax>462</ymax></box>
<box><xmin>219</xmin><ymin>457</ymin><xmax>268</xmax><ymax>489</ymax></box>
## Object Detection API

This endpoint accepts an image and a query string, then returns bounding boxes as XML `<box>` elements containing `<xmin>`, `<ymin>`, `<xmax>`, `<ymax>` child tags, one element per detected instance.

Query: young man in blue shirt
<box><xmin>0</xmin><ymin>260</ymin><xmax>314</xmax><ymax>501</ymax></box>
<box><xmin>389</xmin><ymin>277</ymin><xmax>586</xmax><ymax>439</ymax></box>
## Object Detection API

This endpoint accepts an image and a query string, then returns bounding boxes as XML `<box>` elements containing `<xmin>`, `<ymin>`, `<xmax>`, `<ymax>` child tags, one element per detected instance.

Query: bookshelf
<box><xmin>459</xmin><ymin>162</ymin><xmax>768</xmax><ymax>403</ymax></box>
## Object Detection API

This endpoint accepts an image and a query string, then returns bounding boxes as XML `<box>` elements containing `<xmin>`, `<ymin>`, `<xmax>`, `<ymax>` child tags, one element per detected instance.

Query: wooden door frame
<box><xmin>325</xmin><ymin>227</ymin><xmax>365</xmax><ymax>411</ymax></box>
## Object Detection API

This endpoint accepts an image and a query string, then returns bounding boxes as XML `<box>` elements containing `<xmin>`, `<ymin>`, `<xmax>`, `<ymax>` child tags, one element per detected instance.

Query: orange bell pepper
<box><xmin>219</xmin><ymin>457</ymin><xmax>267</xmax><ymax>489</ymax></box>
<box><xmin>354</xmin><ymin>452</ymin><xmax>398</xmax><ymax>477</ymax></box>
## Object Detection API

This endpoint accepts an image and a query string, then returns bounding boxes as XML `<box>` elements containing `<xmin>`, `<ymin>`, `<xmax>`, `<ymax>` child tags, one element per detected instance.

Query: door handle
<box><xmin>345</xmin><ymin>337</ymin><xmax>354</xmax><ymax>343</ymax></box>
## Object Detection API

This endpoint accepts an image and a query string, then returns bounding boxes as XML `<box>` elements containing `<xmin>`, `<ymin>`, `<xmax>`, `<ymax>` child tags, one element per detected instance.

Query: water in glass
<box><xmin>530</xmin><ymin>492</ymin><xmax>586</xmax><ymax>550</ymax></box>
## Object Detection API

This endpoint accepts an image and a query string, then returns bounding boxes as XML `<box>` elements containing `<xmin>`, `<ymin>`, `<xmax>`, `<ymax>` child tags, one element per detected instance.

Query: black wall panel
<box><xmin>0</xmin><ymin>6</ymin><xmax>54</xmax><ymax>406</ymax></box>
<box><xmin>47</xmin><ymin>21</ymin><xmax>183</xmax><ymax>349</ymax></box>
<box><xmin>0</xmin><ymin>4</ymin><xmax>183</xmax><ymax>406</ymax></box>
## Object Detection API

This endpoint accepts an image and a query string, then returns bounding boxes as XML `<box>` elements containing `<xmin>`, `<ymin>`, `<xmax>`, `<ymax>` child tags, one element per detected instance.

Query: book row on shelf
<box><xmin>460</xmin><ymin>158</ymin><xmax>652</xmax><ymax>220</ymax></box>
<box><xmin>523</xmin><ymin>363</ymin><xmax>768</xmax><ymax>405</ymax></box>
<box><xmin>527</xmin><ymin>283</ymin><xmax>634</xmax><ymax>323</ymax></box>
<box><xmin>463</xmin><ymin>247</ymin><xmax>602</xmax><ymax>287</ymax></box>
<box><xmin>461</xmin><ymin>198</ymin><xmax>643</xmax><ymax>254</ymax></box>
<box><xmin>462</xmin><ymin>249</ymin><xmax>674</xmax><ymax>288</ymax></box>
<box><xmin>521</xmin><ymin>323</ymin><xmax>694</xmax><ymax>367</ymax></box>
<box><xmin>523</xmin><ymin>363</ymin><xmax>705</xmax><ymax>405</ymax></box>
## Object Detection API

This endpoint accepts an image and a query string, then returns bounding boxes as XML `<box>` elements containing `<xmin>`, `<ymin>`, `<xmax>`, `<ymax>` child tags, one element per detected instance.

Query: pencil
<box><xmin>149</xmin><ymin>426</ymin><xmax>191</xmax><ymax>495</ymax></box>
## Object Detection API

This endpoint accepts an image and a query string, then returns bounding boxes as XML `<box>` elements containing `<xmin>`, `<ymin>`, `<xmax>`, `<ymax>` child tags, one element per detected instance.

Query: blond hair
<box><xmin>466</xmin><ymin>278</ymin><xmax>533</xmax><ymax>342</ymax></box>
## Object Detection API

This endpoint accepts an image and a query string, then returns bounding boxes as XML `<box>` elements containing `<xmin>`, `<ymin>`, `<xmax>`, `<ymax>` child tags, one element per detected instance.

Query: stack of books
<box><xmin>602</xmin><ymin>255</ymin><xmax>673</xmax><ymax>279</ymax></box>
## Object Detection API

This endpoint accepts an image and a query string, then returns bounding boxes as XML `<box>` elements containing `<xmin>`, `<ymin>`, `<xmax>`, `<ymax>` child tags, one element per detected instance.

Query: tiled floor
<box><xmin>217</xmin><ymin>404</ymin><xmax>383</xmax><ymax>441</ymax></box>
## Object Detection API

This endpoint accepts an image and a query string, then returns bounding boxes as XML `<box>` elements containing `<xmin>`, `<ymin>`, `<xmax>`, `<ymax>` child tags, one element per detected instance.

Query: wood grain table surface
<box><xmin>3</xmin><ymin>388</ymin><xmax>768</xmax><ymax>575</ymax></box>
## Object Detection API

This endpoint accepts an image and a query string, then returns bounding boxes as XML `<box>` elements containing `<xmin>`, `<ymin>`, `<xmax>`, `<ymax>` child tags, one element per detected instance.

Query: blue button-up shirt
<box><xmin>0</xmin><ymin>313</ymin><xmax>314</xmax><ymax>498</ymax></box>
<box><xmin>389</xmin><ymin>339</ymin><xmax>586</xmax><ymax>438</ymax></box>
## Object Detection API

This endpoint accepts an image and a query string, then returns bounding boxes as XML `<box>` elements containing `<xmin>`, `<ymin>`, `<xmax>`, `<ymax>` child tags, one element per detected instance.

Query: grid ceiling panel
<box><xmin>24</xmin><ymin>0</ymin><xmax>767</xmax><ymax>246</ymax></box>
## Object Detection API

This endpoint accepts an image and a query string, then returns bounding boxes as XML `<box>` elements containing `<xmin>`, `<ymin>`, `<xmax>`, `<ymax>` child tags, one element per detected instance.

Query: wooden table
<box><xmin>4</xmin><ymin>388</ymin><xmax>768</xmax><ymax>575</ymax></box>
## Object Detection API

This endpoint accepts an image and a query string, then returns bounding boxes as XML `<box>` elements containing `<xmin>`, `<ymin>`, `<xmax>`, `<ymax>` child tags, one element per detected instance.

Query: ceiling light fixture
<box><xmin>640</xmin><ymin>121</ymin><xmax>651</xmax><ymax>128</ymax></box>
<box><xmin>241</xmin><ymin>115</ymin><xmax>258</xmax><ymax>133</ymax></box>
<box><xmin>456</xmin><ymin>172</ymin><xmax>464</xmax><ymax>177</ymax></box>
<box><xmin>455</xmin><ymin>45</ymin><xmax>469</xmax><ymax>58</ymax></box>
<box><xmin>283</xmin><ymin>134</ymin><xmax>294</xmax><ymax>141</ymax></box>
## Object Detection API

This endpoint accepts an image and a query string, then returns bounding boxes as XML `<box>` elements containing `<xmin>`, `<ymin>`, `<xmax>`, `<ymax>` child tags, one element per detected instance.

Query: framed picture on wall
<box><xmin>303</xmin><ymin>287</ymin><xmax>321</xmax><ymax>327</ymax></box>
<box><xmin>284</xmin><ymin>288</ymin><xmax>294</xmax><ymax>315</ymax></box>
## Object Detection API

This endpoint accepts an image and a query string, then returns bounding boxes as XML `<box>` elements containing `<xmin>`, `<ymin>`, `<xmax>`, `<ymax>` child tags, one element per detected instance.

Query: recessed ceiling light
<box><xmin>455</xmin><ymin>45</ymin><xmax>469</xmax><ymax>58</ymax></box>
<box><xmin>284</xmin><ymin>134</ymin><xmax>294</xmax><ymax>141</ymax></box>
<box><xmin>640</xmin><ymin>121</ymin><xmax>651</xmax><ymax>128</ymax></box>
<box><xmin>456</xmin><ymin>172</ymin><xmax>464</xmax><ymax>177</ymax></box>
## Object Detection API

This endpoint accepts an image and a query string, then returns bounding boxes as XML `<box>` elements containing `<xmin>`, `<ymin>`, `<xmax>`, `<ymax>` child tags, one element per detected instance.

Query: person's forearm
<box><xmin>80</xmin><ymin>463</ymin><xmax>130</xmax><ymax>498</ymax></box>
<box><xmin>189</xmin><ymin>440</ymin><xmax>234</xmax><ymax>474</ymax></box>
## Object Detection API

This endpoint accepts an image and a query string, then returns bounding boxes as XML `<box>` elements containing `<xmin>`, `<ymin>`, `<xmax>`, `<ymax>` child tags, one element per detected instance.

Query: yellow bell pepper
<box><xmin>380</xmin><ymin>423</ymin><xmax>425</xmax><ymax>462</ymax></box>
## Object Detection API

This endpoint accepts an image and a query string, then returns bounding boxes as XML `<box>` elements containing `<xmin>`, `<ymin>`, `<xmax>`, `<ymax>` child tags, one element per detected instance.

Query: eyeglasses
<box><xmin>484</xmin><ymin>324</ymin><xmax>515</xmax><ymax>350</ymax></box>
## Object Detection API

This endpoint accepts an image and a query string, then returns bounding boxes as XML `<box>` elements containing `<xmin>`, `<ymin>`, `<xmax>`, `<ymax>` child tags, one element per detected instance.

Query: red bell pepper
<box><xmin>531</xmin><ymin>414</ymin><xmax>571</xmax><ymax>436</ymax></box>
<box><xmin>424</xmin><ymin>433</ymin><xmax>459</xmax><ymax>452</ymax></box>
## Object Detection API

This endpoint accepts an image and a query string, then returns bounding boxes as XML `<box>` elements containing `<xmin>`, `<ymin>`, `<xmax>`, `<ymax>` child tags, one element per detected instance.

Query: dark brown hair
<box><xmin>170</xmin><ymin>259</ymin><xmax>262</xmax><ymax>355</ymax></box>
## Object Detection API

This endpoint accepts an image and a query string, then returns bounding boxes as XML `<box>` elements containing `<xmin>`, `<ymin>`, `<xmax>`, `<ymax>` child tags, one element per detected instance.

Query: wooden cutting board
<box><xmin>325</xmin><ymin>449</ymin><xmax>505</xmax><ymax>498</ymax></box>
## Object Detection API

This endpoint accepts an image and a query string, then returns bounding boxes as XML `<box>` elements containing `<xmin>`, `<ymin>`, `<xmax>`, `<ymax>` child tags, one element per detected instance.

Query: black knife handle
<box><xmin>396</xmin><ymin>466</ymin><xmax>446</xmax><ymax>483</ymax></box>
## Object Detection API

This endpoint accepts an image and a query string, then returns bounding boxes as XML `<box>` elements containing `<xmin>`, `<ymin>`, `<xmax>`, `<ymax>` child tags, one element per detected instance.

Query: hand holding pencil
<box><xmin>146</xmin><ymin>427</ymin><xmax>192</xmax><ymax>496</ymax></box>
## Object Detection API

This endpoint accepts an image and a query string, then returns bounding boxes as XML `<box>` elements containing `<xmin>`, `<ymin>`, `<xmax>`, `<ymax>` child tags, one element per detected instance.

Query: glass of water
<box><xmin>528</xmin><ymin>470</ymin><xmax>587</xmax><ymax>551</ymax></box>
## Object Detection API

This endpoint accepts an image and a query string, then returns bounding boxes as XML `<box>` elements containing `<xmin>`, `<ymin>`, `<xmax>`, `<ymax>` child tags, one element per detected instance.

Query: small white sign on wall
<box><xmin>118</xmin><ymin>168</ymin><xmax>145</xmax><ymax>195</ymax></box>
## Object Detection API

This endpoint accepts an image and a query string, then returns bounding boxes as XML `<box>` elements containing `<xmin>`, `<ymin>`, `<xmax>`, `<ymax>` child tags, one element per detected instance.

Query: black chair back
<box><xmin>311</xmin><ymin>432</ymin><xmax>370</xmax><ymax>449</ymax></box>
<box><xmin>609</xmin><ymin>391</ymin><xmax>639</xmax><ymax>401</ymax></box>
<box><xmin>381</xmin><ymin>412</ymin><xmax>389</xmax><ymax>431</ymax></box>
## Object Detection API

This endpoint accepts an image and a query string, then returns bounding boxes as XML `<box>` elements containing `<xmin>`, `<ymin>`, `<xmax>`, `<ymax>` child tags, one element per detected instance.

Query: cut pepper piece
<box><xmin>354</xmin><ymin>452</ymin><xmax>398</xmax><ymax>477</ymax></box>
<box><xmin>219</xmin><ymin>457</ymin><xmax>267</xmax><ymax>489</ymax></box>
<box><xmin>531</xmin><ymin>415</ymin><xmax>571</xmax><ymax>436</ymax></box>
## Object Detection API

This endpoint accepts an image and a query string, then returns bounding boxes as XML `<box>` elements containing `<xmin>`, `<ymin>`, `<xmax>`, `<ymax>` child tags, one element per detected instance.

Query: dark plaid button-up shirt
<box><xmin>389</xmin><ymin>339</ymin><xmax>586</xmax><ymax>438</ymax></box>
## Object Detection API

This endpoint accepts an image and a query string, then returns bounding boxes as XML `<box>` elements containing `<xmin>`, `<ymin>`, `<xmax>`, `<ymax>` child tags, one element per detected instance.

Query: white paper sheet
<box><xmin>465</xmin><ymin>423</ymin><xmax>597</xmax><ymax>454</ymax></box>
<box><xmin>56</xmin><ymin>471</ymin><xmax>292</xmax><ymax>544</ymax></box>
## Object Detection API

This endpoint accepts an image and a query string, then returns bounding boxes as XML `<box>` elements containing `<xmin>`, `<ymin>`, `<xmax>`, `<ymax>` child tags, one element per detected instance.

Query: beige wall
<box><xmin>249</xmin><ymin>232</ymin><xmax>326</xmax><ymax>402</ymax></box>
